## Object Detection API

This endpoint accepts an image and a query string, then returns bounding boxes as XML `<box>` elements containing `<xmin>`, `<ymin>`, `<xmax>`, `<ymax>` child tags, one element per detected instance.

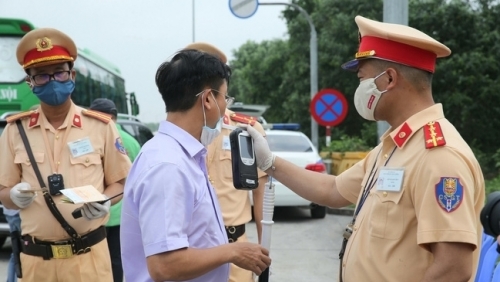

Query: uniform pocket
<box><xmin>70</xmin><ymin>153</ymin><xmax>102</xmax><ymax>179</ymax></box>
<box><xmin>14</xmin><ymin>151</ymin><xmax>45</xmax><ymax>167</ymax></box>
<box><xmin>368</xmin><ymin>189</ymin><xmax>405</xmax><ymax>240</ymax></box>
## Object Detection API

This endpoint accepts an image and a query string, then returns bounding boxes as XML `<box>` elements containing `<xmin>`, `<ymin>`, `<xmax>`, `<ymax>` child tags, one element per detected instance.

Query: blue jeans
<box><xmin>5</xmin><ymin>213</ymin><xmax>21</xmax><ymax>282</ymax></box>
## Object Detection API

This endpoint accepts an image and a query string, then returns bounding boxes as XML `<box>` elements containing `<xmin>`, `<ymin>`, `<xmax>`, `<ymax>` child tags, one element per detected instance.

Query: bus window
<box><xmin>0</xmin><ymin>37</ymin><xmax>26</xmax><ymax>83</ymax></box>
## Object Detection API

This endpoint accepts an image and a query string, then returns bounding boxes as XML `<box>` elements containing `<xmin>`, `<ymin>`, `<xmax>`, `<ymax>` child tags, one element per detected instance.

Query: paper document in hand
<box><xmin>60</xmin><ymin>185</ymin><xmax>106</xmax><ymax>204</ymax></box>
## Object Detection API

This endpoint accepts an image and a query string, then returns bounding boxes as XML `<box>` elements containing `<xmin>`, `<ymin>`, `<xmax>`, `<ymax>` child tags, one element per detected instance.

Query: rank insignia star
<box><xmin>423</xmin><ymin>121</ymin><xmax>446</xmax><ymax>149</ymax></box>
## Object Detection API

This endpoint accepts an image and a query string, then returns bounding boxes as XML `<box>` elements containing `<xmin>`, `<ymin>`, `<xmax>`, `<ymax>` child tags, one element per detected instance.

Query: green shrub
<box><xmin>321</xmin><ymin>135</ymin><xmax>372</xmax><ymax>158</ymax></box>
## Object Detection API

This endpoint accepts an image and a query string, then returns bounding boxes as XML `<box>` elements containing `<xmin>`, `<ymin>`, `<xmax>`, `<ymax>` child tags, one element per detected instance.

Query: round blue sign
<box><xmin>310</xmin><ymin>89</ymin><xmax>348</xmax><ymax>127</ymax></box>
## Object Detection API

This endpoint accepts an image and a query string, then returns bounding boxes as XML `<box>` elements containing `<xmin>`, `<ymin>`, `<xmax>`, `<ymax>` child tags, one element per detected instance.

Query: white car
<box><xmin>252</xmin><ymin>129</ymin><xmax>327</xmax><ymax>218</ymax></box>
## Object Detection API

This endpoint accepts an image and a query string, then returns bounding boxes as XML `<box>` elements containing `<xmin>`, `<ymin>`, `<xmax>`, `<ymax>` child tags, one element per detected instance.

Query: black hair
<box><xmin>155</xmin><ymin>49</ymin><xmax>231</xmax><ymax>112</ymax></box>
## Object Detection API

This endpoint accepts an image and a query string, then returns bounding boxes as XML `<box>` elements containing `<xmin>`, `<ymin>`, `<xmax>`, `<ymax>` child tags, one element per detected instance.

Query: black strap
<box><xmin>15</xmin><ymin>120</ymin><xmax>80</xmax><ymax>239</ymax></box>
<box><xmin>225</xmin><ymin>224</ymin><xmax>245</xmax><ymax>243</ymax></box>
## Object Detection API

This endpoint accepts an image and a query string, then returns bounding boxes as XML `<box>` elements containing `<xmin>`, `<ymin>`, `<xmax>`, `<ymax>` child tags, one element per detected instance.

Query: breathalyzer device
<box><xmin>229</xmin><ymin>127</ymin><xmax>259</xmax><ymax>190</ymax></box>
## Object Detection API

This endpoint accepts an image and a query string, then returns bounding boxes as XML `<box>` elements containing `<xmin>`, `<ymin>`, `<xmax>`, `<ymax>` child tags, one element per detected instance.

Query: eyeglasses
<box><xmin>195</xmin><ymin>89</ymin><xmax>235</xmax><ymax>105</ymax></box>
<box><xmin>30</xmin><ymin>70</ymin><xmax>71</xmax><ymax>86</ymax></box>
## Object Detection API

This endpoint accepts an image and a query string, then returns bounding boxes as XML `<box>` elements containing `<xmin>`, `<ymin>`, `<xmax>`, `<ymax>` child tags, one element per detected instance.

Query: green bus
<box><xmin>0</xmin><ymin>17</ymin><xmax>139</xmax><ymax>118</ymax></box>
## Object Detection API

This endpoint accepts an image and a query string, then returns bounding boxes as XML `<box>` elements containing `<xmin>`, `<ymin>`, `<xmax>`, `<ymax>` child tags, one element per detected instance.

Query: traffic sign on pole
<box><xmin>229</xmin><ymin>0</ymin><xmax>259</xmax><ymax>19</ymax></box>
<box><xmin>310</xmin><ymin>88</ymin><xmax>348</xmax><ymax>127</ymax></box>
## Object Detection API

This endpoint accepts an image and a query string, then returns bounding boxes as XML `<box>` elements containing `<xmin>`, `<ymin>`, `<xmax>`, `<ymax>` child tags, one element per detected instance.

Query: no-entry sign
<box><xmin>310</xmin><ymin>88</ymin><xmax>348</xmax><ymax>127</ymax></box>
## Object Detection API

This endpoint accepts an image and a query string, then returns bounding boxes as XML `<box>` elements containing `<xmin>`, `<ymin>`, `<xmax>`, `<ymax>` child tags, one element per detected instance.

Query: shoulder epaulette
<box><xmin>424</xmin><ymin>121</ymin><xmax>446</xmax><ymax>149</ymax></box>
<box><xmin>81</xmin><ymin>109</ymin><xmax>111</xmax><ymax>124</ymax></box>
<box><xmin>6</xmin><ymin>111</ymin><xmax>35</xmax><ymax>123</ymax></box>
<box><xmin>229</xmin><ymin>112</ymin><xmax>256</xmax><ymax>126</ymax></box>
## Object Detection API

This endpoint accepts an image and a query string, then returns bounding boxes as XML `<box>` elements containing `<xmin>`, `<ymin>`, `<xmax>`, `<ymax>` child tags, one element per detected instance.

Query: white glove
<box><xmin>10</xmin><ymin>182</ymin><xmax>36</xmax><ymax>209</ymax></box>
<box><xmin>81</xmin><ymin>198</ymin><xmax>110</xmax><ymax>220</ymax></box>
<box><xmin>240</xmin><ymin>124</ymin><xmax>275</xmax><ymax>171</ymax></box>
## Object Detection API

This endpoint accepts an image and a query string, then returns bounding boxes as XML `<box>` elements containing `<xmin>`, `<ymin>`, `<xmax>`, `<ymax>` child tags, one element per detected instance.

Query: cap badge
<box><xmin>355</xmin><ymin>50</ymin><xmax>376</xmax><ymax>59</ymax></box>
<box><xmin>36</xmin><ymin>37</ymin><xmax>53</xmax><ymax>52</ymax></box>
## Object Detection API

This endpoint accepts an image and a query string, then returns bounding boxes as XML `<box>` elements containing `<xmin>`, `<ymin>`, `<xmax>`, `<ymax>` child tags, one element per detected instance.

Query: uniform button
<box><xmin>57</xmin><ymin>161</ymin><xmax>60</xmax><ymax>165</ymax></box>
<box><xmin>342</xmin><ymin>262</ymin><xmax>346</xmax><ymax>267</ymax></box>
<box><xmin>384</xmin><ymin>154</ymin><xmax>388</xmax><ymax>159</ymax></box>
<box><xmin>398</xmin><ymin>132</ymin><xmax>406</xmax><ymax>138</ymax></box>
<box><xmin>26</xmin><ymin>159</ymin><xmax>30</xmax><ymax>163</ymax></box>
<box><xmin>85</xmin><ymin>158</ymin><xmax>89</xmax><ymax>163</ymax></box>
<box><xmin>55</xmin><ymin>135</ymin><xmax>59</xmax><ymax>140</ymax></box>
<box><xmin>353</xmin><ymin>226</ymin><xmax>357</xmax><ymax>231</ymax></box>
<box><xmin>383</xmin><ymin>192</ymin><xmax>388</xmax><ymax>197</ymax></box>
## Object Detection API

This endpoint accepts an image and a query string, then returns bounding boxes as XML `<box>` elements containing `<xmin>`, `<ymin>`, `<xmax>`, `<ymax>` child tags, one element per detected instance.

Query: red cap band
<box><xmin>23</xmin><ymin>46</ymin><xmax>73</xmax><ymax>68</ymax></box>
<box><xmin>359</xmin><ymin>36</ymin><xmax>437</xmax><ymax>73</ymax></box>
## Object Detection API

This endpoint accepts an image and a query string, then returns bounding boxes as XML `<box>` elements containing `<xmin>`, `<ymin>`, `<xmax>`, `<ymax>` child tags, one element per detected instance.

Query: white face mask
<box><xmin>354</xmin><ymin>71</ymin><xmax>388</xmax><ymax>121</ymax></box>
<box><xmin>200</xmin><ymin>92</ymin><xmax>222</xmax><ymax>146</ymax></box>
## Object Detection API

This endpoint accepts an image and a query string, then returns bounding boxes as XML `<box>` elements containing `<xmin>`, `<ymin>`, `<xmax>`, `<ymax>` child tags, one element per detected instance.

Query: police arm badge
<box><xmin>115</xmin><ymin>137</ymin><xmax>128</xmax><ymax>155</ymax></box>
<box><xmin>435</xmin><ymin>177</ymin><xmax>463</xmax><ymax>213</ymax></box>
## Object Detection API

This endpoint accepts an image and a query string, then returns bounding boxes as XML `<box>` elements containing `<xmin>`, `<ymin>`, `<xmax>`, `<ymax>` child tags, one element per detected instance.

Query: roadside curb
<box><xmin>327</xmin><ymin>207</ymin><xmax>354</xmax><ymax>217</ymax></box>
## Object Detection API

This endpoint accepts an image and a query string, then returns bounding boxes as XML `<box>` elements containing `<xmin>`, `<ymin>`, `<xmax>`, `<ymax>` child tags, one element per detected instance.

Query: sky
<box><xmin>0</xmin><ymin>0</ymin><xmax>289</xmax><ymax>123</ymax></box>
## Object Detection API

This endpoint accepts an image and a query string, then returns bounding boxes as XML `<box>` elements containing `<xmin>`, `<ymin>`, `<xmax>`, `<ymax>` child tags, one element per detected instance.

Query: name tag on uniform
<box><xmin>222</xmin><ymin>136</ymin><xmax>231</xmax><ymax>151</ymax></box>
<box><xmin>377</xmin><ymin>167</ymin><xmax>405</xmax><ymax>192</ymax></box>
<box><xmin>68</xmin><ymin>137</ymin><xmax>94</xmax><ymax>158</ymax></box>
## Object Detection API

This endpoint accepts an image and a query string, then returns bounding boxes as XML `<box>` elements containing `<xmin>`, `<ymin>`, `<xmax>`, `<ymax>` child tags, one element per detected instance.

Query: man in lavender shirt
<box><xmin>120</xmin><ymin>49</ymin><xmax>271</xmax><ymax>282</ymax></box>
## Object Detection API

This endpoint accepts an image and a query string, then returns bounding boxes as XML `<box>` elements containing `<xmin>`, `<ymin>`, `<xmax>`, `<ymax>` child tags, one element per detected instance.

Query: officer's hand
<box><xmin>240</xmin><ymin>124</ymin><xmax>274</xmax><ymax>171</ymax></box>
<box><xmin>81</xmin><ymin>198</ymin><xmax>110</xmax><ymax>220</ymax></box>
<box><xmin>230</xmin><ymin>242</ymin><xmax>271</xmax><ymax>276</ymax></box>
<box><xmin>10</xmin><ymin>182</ymin><xmax>36</xmax><ymax>209</ymax></box>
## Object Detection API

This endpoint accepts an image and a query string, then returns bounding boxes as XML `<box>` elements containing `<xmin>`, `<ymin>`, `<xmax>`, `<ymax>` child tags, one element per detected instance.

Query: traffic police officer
<box><xmin>242</xmin><ymin>15</ymin><xmax>485</xmax><ymax>282</ymax></box>
<box><xmin>0</xmin><ymin>27</ymin><xmax>131</xmax><ymax>281</ymax></box>
<box><xmin>185</xmin><ymin>42</ymin><xmax>268</xmax><ymax>282</ymax></box>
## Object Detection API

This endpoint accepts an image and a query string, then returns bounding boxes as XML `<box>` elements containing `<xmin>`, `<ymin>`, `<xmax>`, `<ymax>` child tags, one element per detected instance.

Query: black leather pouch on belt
<box><xmin>225</xmin><ymin>224</ymin><xmax>245</xmax><ymax>243</ymax></box>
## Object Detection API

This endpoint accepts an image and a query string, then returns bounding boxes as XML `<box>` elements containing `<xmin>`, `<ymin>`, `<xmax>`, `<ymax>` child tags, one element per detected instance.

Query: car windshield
<box><xmin>267</xmin><ymin>134</ymin><xmax>313</xmax><ymax>152</ymax></box>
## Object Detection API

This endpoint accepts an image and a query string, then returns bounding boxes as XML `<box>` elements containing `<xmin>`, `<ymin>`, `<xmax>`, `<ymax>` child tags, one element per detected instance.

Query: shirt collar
<box><xmin>381</xmin><ymin>103</ymin><xmax>445</xmax><ymax>148</ymax></box>
<box><xmin>158</xmin><ymin>121</ymin><xmax>205</xmax><ymax>158</ymax></box>
<box><xmin>29</xmin><ymin>102</ymin><xmax>83</xmax><ymax>129</ymax></box>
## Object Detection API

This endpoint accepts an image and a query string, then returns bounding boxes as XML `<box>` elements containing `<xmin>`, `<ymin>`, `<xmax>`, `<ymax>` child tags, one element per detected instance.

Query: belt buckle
<box><xmin>51</xmin><ymin>244</ymin><xmax>73</xmax><ymax>259</ymax></box>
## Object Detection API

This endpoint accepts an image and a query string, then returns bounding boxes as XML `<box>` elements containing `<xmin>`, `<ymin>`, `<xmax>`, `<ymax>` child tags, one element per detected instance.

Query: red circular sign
<box><xmin>309</xmin><ymin>88</ymin><xmax>348</xmax><ymax>127</ymax></box>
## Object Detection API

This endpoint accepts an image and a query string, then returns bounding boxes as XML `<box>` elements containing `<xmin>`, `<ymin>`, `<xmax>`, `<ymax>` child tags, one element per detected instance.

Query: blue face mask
<box><xmin>32</xmin><ymin>80</ymin><xmax>75</xmax><ymax>106</ymax></box>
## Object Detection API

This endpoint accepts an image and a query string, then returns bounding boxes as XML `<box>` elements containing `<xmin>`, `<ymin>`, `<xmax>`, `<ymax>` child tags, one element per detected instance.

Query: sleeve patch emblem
<box><xmin>115</xmin><ymin>137</ymin><xmax>127</xmax><ymax>155</ymax></box>
<box><xmin>435</xmin><ymin>177</ymin><xmax>463</xmax><ymax>213</ymax></box>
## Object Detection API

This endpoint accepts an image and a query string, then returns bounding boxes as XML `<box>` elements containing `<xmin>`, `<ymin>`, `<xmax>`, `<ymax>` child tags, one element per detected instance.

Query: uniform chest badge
<box><xmin>435</xmin><ymin>177</ymin><xmax>463</xmax><ymax>213</ymax></box>
<box><xmin>115</xmin><ymin>137</ymin><xmax>127</xmax><ymax>155</ymax></box>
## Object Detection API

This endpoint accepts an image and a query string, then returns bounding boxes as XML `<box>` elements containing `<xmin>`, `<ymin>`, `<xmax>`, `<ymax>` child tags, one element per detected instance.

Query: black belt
<box><xmin>21</xmin><ymin>226</ymin><xmax>107</xmax><ymax>260</ymax></box>
<box><xmin>225</xmin><ymin>224</ymin><xmax>245</xmax><ymax>243</ymax></box>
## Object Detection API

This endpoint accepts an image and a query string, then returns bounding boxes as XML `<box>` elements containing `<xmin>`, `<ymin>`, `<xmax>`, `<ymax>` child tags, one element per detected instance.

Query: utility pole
<box><xmin>192</xmin><ymin>0</ymin><xmax>196</xmax><ymax>42</ymax></box>
<box><xmin>378</xmin><ymin>0</ymin><xmax>408</xmax><ymax>141</ymax></box>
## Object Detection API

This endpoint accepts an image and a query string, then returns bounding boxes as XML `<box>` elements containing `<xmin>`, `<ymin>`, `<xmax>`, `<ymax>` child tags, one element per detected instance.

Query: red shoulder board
<box><xmin>6</xmin><ymin>111</ymin><xmax>36</xmax><ymax>123</ymax></box>
<box><xmin>424</xmin><ymin>121</ymin><xmax>446</xmax><ymax>149</ymax></box>
<box><xmin>229</xmin><ymin>113</ymin><xmax>256</xmax><ymax>126</ymax></box>
<box><xmin>81</xmin><ymin>109</ymin><xmax>111</xmax><ymax>124</ymax></box>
